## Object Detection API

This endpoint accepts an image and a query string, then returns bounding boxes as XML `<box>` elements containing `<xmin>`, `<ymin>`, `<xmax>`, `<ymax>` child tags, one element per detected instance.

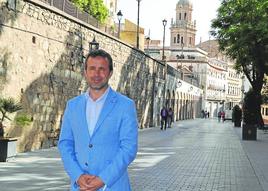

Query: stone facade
<box><xmin>0</xmin><ymin>0</ymin><xmax>169</xmax><ymax>152</ymax></box>
<box><xmin>170</xmin><ymin>0</ymin><xmax>196</xmax><ymax>48</ymax></box>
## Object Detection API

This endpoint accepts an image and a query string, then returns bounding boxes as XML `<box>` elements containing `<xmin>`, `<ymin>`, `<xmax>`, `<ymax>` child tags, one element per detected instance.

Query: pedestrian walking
<box><xmin>201</xmin><ymin>110</ymin><xmax>205</xmax><ymax>118</ymax></box>
<box><xmin>207</xmin><ymin>111</ymin><xmax>210</xmax><ymax>118</ymax></box>
<box><xmin>58</xmin><ymin>49</ymin><xmax>138</xmax><ymax>191</ymax></box>
<box><xmin>221</xmin><ymin>111</ymin><xmax>225</xmax><ymax>122</ymax></box>
<box><xmin>218</xmin><ymin>111</ymin><xmax>222</xmax><ymax>122</ymax></box>
<box><xmin>160</xmin><ymin>106</ymin><xmax>168</xmax><ymax>130</ymax></box>
<box><xmin>167</xmin><ymin>107</ymin><xmax>174</xmax><ymax>128</ymax></box>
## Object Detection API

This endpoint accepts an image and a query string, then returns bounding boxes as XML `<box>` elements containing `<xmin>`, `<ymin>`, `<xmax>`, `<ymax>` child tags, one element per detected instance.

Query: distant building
<box><xmin>198</xmin><ymin>40</ymin><xmax>243</xmax><ymax>119</ymax></box>
<box><xmin>103</xmin><ymin>0</ymin><xmax>118</xmax><ymax>26</ymax></box>
<box><xmin>145</xmin><ymin>0</ymin><xmax>243</xmax><ymax>118</ymax></box>
<box><xmin>170</xmin><ymin>0</ymin><xmax>196</xmax><ymax>48</ymax></box>
<box><xmin>119</xmin><ymin>19</ymin><xmax>145</xmax><ymax>50</ymax></box>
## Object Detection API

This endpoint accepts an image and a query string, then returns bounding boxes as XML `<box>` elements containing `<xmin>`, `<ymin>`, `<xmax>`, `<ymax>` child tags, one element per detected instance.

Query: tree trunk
<box><xmin>0</xmin><ymin>122</ymin><xmax>4</xmax><ymax>138</ymax></box>
<box><xmin>256</xmin><ymin>92</ymin><xmax>264</xmax><ymax>128</ymax></box>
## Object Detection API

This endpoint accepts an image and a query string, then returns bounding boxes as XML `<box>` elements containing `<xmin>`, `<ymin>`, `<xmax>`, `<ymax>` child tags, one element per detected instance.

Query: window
<box><xmin>177</xmin><ymin>34</ymin><xmax>180</xmax><ymax>43</ymax></box>
<box><xmin>266</xmin><ymin>108</ymin><xmax>268</xmax><ymax>116</ymax></box>
<box><xmin>189</xmin><ymin>37</ymin><xmax>192</xmax><ymax>45</ymax></box>
<box><xmin>179</xmin><ymin>13</ymin><xmax>181</xmax><ymax>20</ymax></box>
<box><xmin>32</xmin><ymin>36</ymin><xmax>36</xmax><ymax>44</ymax></box>
<box><xmin>184</xmin><ymin>13</ymin><xmax>187</xmax><ymax>20</ymax></box>
<box><xmin>181</xmin><ymin>36</ymin><xmax>184</xmax><ymax>44</ymax></box>
<box><xmin>174</xmin><ymin>37</ymin><xmax>176</xmax><ymax>43</ymax></box>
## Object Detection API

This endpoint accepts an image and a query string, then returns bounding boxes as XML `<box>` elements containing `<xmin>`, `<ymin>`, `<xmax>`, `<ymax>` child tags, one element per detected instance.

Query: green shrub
<box><xmin>14</xmin><ymin>113</ymin><xmax>32</xmax><ymax>127</ymax></box>
<box><xmin>232</xmin><ymin>105</ymin><xmax>242</xmax><ymax>122</ymax></box>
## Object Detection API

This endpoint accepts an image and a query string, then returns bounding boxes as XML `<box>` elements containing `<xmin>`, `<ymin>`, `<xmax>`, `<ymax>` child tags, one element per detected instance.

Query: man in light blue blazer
<box><xmin>58</xmin><ymin>49</ymin><xmax>138</xmax><ymax>191</ymax></box>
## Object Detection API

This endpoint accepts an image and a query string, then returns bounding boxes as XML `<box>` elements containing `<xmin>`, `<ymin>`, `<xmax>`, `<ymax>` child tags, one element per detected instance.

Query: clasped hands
<box><xmin>77</xmin><ymin>174</ymin><xmax>104</xmax><ymax>191</ymax></box>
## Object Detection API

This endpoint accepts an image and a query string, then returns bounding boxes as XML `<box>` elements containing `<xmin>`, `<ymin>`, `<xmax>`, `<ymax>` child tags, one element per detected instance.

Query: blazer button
<box><xmin>88</xmin><ymin>144</ymin><xmax>93</xmax><ymax>148</ymax></box>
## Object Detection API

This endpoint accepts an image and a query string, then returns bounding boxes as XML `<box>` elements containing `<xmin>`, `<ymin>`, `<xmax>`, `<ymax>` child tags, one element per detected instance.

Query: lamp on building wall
<box><xmin>89</xmin><ymin>36</ymin><xmax>99</xmax><ymax>52</ymax></box>
<box><xmin>162</xmin><ymin>19</ymin><xmax>167</xmax><ymax>61</ymax></box>
<box><xmin>188</xmin><ymin>86</ymin><xmax>193</xmax><ymax>92</ymax></box>
<box><xmin>117</xmin><ymin>10</ymin><xmax>123</xmax><ymax>39</ymax></box>
<box><xmin>177</xmin><ymin>80</ymin><xmax>182</xmax><ymax>88</ymax></box>
<box><xmin>136</xmin><ymin>0</ymin><xmax>142</xmax><ymax>49</ymax></box>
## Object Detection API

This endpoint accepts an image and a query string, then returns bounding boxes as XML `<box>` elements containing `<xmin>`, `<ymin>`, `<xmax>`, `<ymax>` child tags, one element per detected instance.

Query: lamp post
<box><xmin>180</xmin><ymin>42</ymin><xmax>184</xmax><ymax>79</ymax></box>
<box><xmin>162</xmin><ymin>19</ymin><xmax>167</xmax><ymax>61</ymax></box>
<box><xmin>89</xmin><ymin>36</ymin><xmax>99</xmax><ymax>52</ymax></box>
<box><xmin>136</xmin><ymin>0</ymin><xmax>141</xmax><ymax>49</ymax></box>
<box><xmin>145</xmin><ymin>36</ymin><xmax>151</xmax><ymax>54</ymax></box>
<box><xmin>117</xmin><ymin>10</ymin><xmax>123</xmax><ymax>39</ymax></box>
<box><xmin>162</xmin><ymin>19</ymin><xmax>167</xmax><ymax>106</ymax></box>
<box><xmin>176</xmin><ymin>54</ymin><xmax>180</xmax><ymax>69</ymax></box>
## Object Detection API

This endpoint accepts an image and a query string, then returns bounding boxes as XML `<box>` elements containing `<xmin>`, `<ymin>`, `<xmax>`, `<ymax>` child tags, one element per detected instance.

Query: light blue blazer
<box><xmin>58</xmin><ymin>89</ymin><xmax>138</xmax><ymax>191</ymax></box>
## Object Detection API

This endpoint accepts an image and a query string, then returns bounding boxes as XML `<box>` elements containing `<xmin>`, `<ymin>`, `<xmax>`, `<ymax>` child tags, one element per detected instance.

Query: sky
<box><xmin>117</xmin><ymin>0</ymin><xmax>221</xmax><ymax>45</ymax></box>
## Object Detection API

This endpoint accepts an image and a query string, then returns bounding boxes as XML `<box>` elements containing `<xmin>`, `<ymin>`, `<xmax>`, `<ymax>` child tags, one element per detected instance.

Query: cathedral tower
<box><xmin>170</xmin><ymin>0</ymin><xmax>196</xmax><ymax>48</ymax></box>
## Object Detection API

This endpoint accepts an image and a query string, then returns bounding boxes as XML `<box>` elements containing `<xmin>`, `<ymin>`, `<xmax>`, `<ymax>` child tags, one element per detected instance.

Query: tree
<box><xmin>71</xmin><ymin>0</ymin><xmax>109</xmax><ymax>23</ymax></box>
<box><xmin>211</xmin><ymin>0</ymin><xmax>268</xmax><ymax>127</ymax></box>
<box><xmin>0</xmin><ymin>98</ymin><xmax>22</xmax><ymax>137</ymax></box>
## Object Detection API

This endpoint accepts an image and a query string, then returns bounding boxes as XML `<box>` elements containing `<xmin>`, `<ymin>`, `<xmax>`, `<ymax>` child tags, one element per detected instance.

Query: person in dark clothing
<box><xmin>160</xmin><ymin>107</ymin><xmax>168</xmax><ymax>130</ymax></box>
<box><xmin>218</xmin><ymin>111</ymin><xmax>222</xmax><ymax>122</ymax></box>
<box><xmin>167</xmin><ymin>108</ymin><xmax>174</xmax><ymax>128</ymax></box>
<box><xmin>221</xmin><ymin>111</ymin><xmax>225</xmax><ymax>122</ymax></box>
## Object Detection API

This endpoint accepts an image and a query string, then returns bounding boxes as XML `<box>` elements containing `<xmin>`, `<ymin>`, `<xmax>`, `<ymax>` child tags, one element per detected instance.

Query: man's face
<box><xmin>84</xmin><ymin>56</ymin><xmax>112</xmax><ymax>91</ymax></box>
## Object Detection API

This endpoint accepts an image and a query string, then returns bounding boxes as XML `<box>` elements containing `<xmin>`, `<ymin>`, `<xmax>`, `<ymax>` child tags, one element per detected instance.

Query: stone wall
<box><xmin>0</xmin><ymin>0</ymin><xmax>166</xmax><ymax>151</ymax></box>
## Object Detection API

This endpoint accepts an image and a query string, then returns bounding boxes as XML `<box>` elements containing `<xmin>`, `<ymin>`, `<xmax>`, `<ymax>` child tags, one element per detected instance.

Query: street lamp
<box><xmin>136</xmin><ymin>0</ymin><xmax>141</xmax><ymax>49</ymax></box>
<box><xmin>117</xmin><ymin>10</ymin><xmax>123</xmax><ymax>39</ymax></box>
<box><xmin>176</xmin><ymin>54</ymin><xmax>180</xmax><ymax>69</ymax></box>
<box><xmin>162</xmin><ymin>19</ymin><xmax>167</xmax><ymax>61</ymax></box>
<box><xmin>145</xmin><ymin>36</ymin><xmax>151</xmax><ymax>54</ymax></box>
<box><xmin>180</xmin><ymin>42</ymin><xmax>184</xmax><ymax>79</ymax></box>
<box><xmin>162</xmin><ymin>19</ymin><xmax>168</xmax><ymax>106</ymax></box>
<box><xmin>89</xmin><ymin>36</ymin><xmax>99</xmax><ymax>52</ymax></box>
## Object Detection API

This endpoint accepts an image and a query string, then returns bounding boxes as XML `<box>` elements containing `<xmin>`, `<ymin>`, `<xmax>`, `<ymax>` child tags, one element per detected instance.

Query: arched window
<box><xmin>181</xmin><ymin>36</ymin><xmax>184</xmax><ymax>44</ymax></box>
<box><xmin>177</xmin><ymin>34</ymin><xmax>180</xmax><ymax>43</ymax></box>
<box><xmin>179</xmin><ymin>13</ymin><xmax>181</xmax><ymax>20</ymax></box>
<box><xmin>184</xmin><ymin>13</ymin><xmax>187</xmax><ymax>20</ymax></box>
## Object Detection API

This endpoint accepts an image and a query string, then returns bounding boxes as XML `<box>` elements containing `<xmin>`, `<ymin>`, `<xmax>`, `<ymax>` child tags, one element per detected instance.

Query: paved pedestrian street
<box><xmin>129</xmin><ymin>119</ymin><xmax>266</xmax><ymax>191</ymax></box>
<box><xmin>0</xmin><ymin>119</ymin><xmax>268</xmax><ymax>191</ymax></box>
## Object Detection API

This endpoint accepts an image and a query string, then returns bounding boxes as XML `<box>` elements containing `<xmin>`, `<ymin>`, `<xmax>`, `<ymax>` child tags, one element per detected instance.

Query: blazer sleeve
<box><xmin>58</xmin><ymin>101</ymin><xmax>84</xmax><ymax>184</ymax></box>
<box><xmin>98</xmin><ymin>100</ymin><xmax>138</xmax><ymax>187</ymax></box>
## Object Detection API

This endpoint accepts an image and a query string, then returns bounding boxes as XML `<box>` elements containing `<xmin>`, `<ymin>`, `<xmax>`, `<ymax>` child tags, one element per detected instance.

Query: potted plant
<box><xmin>0</xmin><ymin>97</ymin><xmax>22</xmax><ymax>162</ymax></box>
<box><xmin>232</xmin><ymin>105</ymin><xmax>242</xmax><ymax>127</ymax></box>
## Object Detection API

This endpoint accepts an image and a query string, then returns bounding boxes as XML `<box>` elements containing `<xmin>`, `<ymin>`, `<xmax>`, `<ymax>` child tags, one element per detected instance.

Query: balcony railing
<box><xmin>38</xmin><ymin>0</ymin><xmax>116</xmax><ymax>37</ymax></box>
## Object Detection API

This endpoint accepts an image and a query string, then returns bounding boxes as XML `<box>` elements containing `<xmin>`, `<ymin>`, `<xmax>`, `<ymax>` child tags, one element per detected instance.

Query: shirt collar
<box><xmin>85</xmin><ymin>86</ymin><xmax>111</xmax><ymax>103</ymax></box>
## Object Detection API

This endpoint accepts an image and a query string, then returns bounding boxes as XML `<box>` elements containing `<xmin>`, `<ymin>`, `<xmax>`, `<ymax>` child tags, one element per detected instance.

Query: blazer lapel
<box><xmin>91</xmin><ymin>89</ymin><xmax>117</xmax><ymax>137</ymax></box>
<box><xmin>78</xmin><ymin>95</ymin><xmax>90</xmax><ymax>142</ymax></box>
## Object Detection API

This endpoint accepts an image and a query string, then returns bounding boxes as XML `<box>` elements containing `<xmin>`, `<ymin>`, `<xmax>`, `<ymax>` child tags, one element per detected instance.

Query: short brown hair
<box><xmin>84</xmin><ymin>49</ymin><xmax>113</xmax><ymax>71</ymax></box>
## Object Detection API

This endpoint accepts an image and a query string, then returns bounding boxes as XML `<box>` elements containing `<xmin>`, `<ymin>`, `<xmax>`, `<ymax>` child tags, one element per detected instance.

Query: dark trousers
<box><xmin>161</xmin><ymin>117</ymin><xmax>167</xmax><ymax>130</ymax></box>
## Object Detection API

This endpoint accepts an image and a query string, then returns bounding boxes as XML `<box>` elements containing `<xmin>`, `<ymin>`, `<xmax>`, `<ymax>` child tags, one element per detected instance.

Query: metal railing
<box><xmin>39</xmin><ymin>0</ymin><xmax>117</xmax><ymax>37</ymax></box>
